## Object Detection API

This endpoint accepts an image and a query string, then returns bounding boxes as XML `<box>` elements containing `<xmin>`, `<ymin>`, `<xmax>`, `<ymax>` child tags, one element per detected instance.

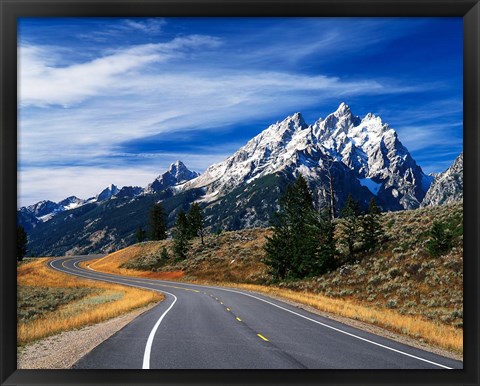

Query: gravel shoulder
<box><xmin>17</xmin><ymin>302</ymin><xmax>159</xmax><ymax>369</ymax></box>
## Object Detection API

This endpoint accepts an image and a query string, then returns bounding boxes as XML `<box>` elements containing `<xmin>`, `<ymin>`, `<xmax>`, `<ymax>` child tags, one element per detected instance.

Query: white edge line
<box><xmin>53</xmin><ymin>257</ymin><xmax>453</xmax><ymax>370</ymax></box>
<box><xmin>142</xmin><ymin>294</ymin><xmax>177</xmax><ymax>369</ymax></box>
<box><xmin>48</xmin><ymin>258</ymin><xmax>178</xmax><ymax>370</ymax></box>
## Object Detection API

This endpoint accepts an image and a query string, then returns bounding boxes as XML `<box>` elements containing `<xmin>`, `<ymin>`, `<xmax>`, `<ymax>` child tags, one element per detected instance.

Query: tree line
<box><xmin>135</xmin><ymin>201</ymin><xmax>206</xmax><ymax>261</ymax></box>
<box><xmin>264</xmin><ymin>174</ymin><xmax>384</xmax><ymax>281</ymax></box>
<box><xmin>15</xmin><ymin>176</ymin><xmax>456</xmax><ymax>264</ymax></box>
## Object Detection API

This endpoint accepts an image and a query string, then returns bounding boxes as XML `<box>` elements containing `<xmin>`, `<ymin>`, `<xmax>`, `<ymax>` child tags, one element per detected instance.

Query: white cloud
<box><xmin>19</xmin><ymin>35</ymin><xmax>222</xmax><ymax>107</ymax></box>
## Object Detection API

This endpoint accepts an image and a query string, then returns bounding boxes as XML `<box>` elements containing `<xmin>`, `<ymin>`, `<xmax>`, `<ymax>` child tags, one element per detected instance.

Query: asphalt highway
<box><xmin>48</xmin><ymin>256</ymin><xmax>463</xmax><ymax>370</ymax></box>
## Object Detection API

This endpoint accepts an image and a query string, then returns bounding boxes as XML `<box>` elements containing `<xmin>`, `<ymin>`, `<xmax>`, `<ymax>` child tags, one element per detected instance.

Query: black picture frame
<box><xmin>1</xmin><ymin>1</ymin><xmax>479</xmax><ymax>385</ymax></box>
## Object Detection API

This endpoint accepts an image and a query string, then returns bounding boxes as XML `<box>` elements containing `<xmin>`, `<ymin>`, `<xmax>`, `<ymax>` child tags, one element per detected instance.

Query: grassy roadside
<box><xmin>17</xmin><ymin>258</ymin><xmax>163</xmax><ymax>346</ymax></box>
<box><xmin>87</xmin><ymin>250</ymin><xmax>463</xmax><ymax>354</ymax></box>
<box><xmin>82</xmin><ymin>203</ymin><xmax>463</xmax><ymax>355</ymax></box>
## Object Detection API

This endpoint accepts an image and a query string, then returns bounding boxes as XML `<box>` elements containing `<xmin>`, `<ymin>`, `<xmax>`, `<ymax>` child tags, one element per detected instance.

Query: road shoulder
<box><xmin>17</xmin><ymin>302</ymin><xmax>159</xmax><ymax>369</ymax></box>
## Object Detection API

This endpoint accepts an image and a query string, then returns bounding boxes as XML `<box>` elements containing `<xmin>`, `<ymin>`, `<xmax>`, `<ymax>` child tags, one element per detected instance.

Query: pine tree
<box><xmin>135</xmin><ymin>227</ymin><xmax>147</xmax><ymax>243</ymax></box>
<box><xmin>427</xmin><ymin>221</ymin><xmax>452</xmax><ymax>257</ymax></box>
<box><xmin>160</xmin><ymin>247</ymin><xmax>170</xmax><ymax>261</ymax></box>
<box><xmin>17</xmin><ymin>225</ymin><xmax>28</xmax><ymax>262</ymax></box>
<box><xmin>149</xmin><ymin>203</ymin><xmax>167</xmax><ymax>240</ymax></box>
<box><xmin>315</xmin><ymin>208</ymin><xmax>337</xmax><ymax>274</ymax></box>
<box><xmin>187</xmin><ymin>202</ymin><xmax>205</xmax><ymax>244</ymax></box>
<box><xmin>173</xmin><ymin>209</ymin><xmax>190</xmax><ymax>260</ymax></box>
<box><xmin>264</xmin><ymin>174</ymin><xmax>318</xmax><ymax>280</ymax></box>
<box><xmin>339</xmin><ymin>193</ymin><xmax>360</xmax><ymax>261</ymax></box>
<box><xmin>360</xmin><ymin>198</ymin><xmax>383</xmax><ymax>253</ymax></box>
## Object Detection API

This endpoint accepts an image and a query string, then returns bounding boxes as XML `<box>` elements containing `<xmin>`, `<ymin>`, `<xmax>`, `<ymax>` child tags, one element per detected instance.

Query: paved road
<box><xmin>48</xmin><ymin>256</ymin><xmax>463</xmax><ymax>370</ymax></box>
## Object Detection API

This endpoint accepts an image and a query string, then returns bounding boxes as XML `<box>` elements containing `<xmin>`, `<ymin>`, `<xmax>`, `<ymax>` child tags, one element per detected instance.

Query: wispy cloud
<box><xmin>77</xmin><ymin>18</ymin><xmax>167</xmax><ymax>42</ymax></box>
<box><xmin>19</xmin><ymin>35</ymin><xmax>222</xmax><ymax>107</ymax></box>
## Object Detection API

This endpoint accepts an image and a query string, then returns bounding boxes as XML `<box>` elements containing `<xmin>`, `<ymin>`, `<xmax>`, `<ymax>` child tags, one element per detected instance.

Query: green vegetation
<box><xmin>427</xmin><ymin>221</ymin><xmax>453</xmax><ymax>257</ymax></box>
<box><xmin>149</xmin><ymin>202</ymin><xmax>167</xmax><ymax>240</ymax></box>
<box><xmin>135</xmin><ymin>227</ymin><xmax>147</xmax><ymax>243</ymax></box>
<box><xmin>338</xmin><ymin>193</ymin><xmax>361</xmax><ymax>260</ymax></box>
<box><xmin>187</xmin><ymin>202</ymin><xmax>205</xmax><ymax>244</ymax></box>
<box><xmin>172</xmin><ymin>209</ymin><xmax>190</xmax><ymax>260</ymax></box>
<box><xmin>360</xmin><ymin>198</ymin><xmax>382</xmax><ymax>253</ymax></box>
<box><xmin>264</xmin><ymin>175</ymin><xmax>336</xmax><ymax>280</ymax></box>
<box><xmin>17</xmin><ymin>286</ymin><xmax>93</xmax><ymax>323</ymax></box>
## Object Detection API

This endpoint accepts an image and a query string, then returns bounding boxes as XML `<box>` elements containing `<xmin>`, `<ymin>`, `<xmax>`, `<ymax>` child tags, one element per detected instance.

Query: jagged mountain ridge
<box><xmin>18</xmin><ymin>161</ymin><xmax>199</xmax><ymax>228</ymax></box>
<box><xmin>420</xmin><ymin>152</ymin><xmax>463</xmax><ymax>207</ymax></box>
<box><xmin>19</xmin><ymin>103</ymin><xmax>462</xmax><ymax>256</ymax></box>
<box><xmin>183</xmin><ymin>103</ymin><xmax>431</xmax><ymax>211</ymax></box>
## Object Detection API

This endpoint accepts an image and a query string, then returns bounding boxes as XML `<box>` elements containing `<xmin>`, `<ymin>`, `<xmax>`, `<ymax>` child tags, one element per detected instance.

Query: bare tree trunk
<box><xmin>326</xmin><ymin>158</ymin><xmax>336</xmax><ymax>221</ymax></box>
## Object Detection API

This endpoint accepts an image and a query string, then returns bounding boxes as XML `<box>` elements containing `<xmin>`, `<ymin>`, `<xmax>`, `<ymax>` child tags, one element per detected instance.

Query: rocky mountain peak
<box><xmin>96</xmin><ymin>184</ymin><xmax>120</xmax><ymax>202</ymax></box>
<box><xmin>421</xmin><ymin>152</ymin><xmax>463</xmax><ymax>207</ymax></box>
<box><xmin>145</xmin><ymin>161</ymin><xmax>199</xmax><ymax>194</ymax></box>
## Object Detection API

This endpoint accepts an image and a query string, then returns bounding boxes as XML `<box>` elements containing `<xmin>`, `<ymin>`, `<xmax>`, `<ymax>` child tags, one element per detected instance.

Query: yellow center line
<box><xmin>236</xmin><ymin>317</ymin><xmax>242</xmax><ymax>322</ymax></box>
<box><xmin>226</xmin><ymin>308</ymin><xmax>231</xmax><ymax>312</ymax></box>
<box><xmin>220</xmin><ymin>302</ymin><xmax>224</xmax><ymax>305</ymax></box>
<box><xmin>257</xmin><ymin>333</ymin><xmax>269</xmax><ymax>342</ymax></box>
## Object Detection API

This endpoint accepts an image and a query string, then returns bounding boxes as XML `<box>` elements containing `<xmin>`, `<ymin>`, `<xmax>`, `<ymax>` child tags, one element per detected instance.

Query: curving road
<box><xmin>48</xmin><ymin>256</ymin><xmax>463</xmax><ymax>370</ymax></box>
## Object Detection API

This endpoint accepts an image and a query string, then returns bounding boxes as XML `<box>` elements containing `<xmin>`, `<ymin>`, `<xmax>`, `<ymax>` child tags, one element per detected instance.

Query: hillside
<box><xmin>86</xmin><ymin>202</ymin><xmax>463</xmax><ymax>353</ymax></box>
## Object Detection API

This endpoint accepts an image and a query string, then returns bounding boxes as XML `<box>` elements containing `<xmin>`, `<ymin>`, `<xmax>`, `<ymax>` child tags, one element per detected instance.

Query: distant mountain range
<box><xmin>18</xmin><ymin>103</ymin><xmax>463</xmax><ymax>256</ymax></box>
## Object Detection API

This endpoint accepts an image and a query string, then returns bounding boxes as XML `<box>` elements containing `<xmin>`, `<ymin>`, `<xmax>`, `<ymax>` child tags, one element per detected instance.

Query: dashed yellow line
<box><xmin>226</xmin><ymin>308</ymin><xmax>231</xmax><ymax>312</ymax></box>
<box><xmin>257</xmin><ymin>333</ymin><xmax>269</xmax><ymax>342</ymax></box>
<box><xmin>236</xmin><ymin>317</ymin><xmax>242</xmax><ymax>322</ymax></box>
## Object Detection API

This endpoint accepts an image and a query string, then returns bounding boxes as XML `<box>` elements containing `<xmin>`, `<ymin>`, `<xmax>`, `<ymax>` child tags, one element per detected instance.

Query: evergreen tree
<box><xmin>135</xmin><ymin>227</ymin><xmax>147</xmax><ymax>243</ymax></box>
<box><xmin>314</xmin><ymin>208</ymin><xmax>337</xmax><ymax>274</ymax></box>
<box><xmin>339</xmin><ymin>194</ymin><xmax>360</xmax><ymax>261</ymax></box>
<box><xmin>149</xmin><ymin>203</ymin><xmax>167</xmax><ymax>240</ymax></box>
<box><xmin>17</xmin><ymin>225</ymin><xmax>28</xmax><ymax>262</ymax></box>
<box><xmin>187</xmin><ymin>202</ymin><xmax>205</xmax><ymax>244</ymax></box>
<box><xmin>160</xmin><ymin>247</ymin><xmax>170</xmax><ymax>261</ymax></box>
<box><xmin>173</xmin><ymin>209</ymin><xmax>190</xmax><ymax>260</ymax></box>
<box><xmin>264</xmin><ymin>175</ymin><xmax>318</xmax><ymax>280</ymax></box>
<box><xmin>360</xmin><ymin>198</ymin><xmax>383</xmax><ymax>253</ymax></box>
<box><xmin>427</xmin><ymin>221</ymin><xmax>452</xmax><ymax>257</ymax></box>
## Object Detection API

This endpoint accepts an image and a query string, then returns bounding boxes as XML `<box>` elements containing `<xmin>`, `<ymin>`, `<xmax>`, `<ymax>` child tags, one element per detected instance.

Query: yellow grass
<box><xmin>17</xmin><ymin>258</ymin><xmax>163</xmax><ymax>345</ymax></box>
<box><xmin>222</xmin><ymin>283</ymin><xmax>463</xmax><ymax>353</ymax></box>
<box><xmin>83</xmin><ymin>232</ymin><xmax>463</xmax><ymax>354</ymax></box>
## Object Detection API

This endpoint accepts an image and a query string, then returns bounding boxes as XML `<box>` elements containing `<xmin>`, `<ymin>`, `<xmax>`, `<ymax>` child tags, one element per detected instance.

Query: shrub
<box><xmin>427</xmin><ymin>221</ymin><xmax>453</xmax><ymax>257</ymax></box>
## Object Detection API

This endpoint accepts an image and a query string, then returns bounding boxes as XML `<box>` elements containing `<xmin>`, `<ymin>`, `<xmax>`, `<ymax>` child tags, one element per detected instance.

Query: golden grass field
<box><xmin>83</xmin><ymin>203</ymin><xmax>463</xmax><ymax>354</ymax></box>
<box><xmin>17</xmin><ymin>258</ymin><xmax>163</xmax><ymax>345</ymax></box>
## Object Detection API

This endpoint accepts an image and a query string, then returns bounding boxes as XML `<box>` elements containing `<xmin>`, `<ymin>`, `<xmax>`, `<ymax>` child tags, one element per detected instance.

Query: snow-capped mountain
<box><xmin>95</xmin><ymin>184</ymin><xmax>120</xmax><ymax>202</ymax></box>
<box><xmin>18</xmin><ymin>161</ymin><xmax>199</xmax><ymax>227</ymax></box>
<box><xmin>421</xmin><ymin>152</ymin><xmax>463</xmax><ymax>207</ymax></box>
<box><xmin>183</xmin><ymin>103</ymin><xmax>431</xmax><ymax>211</ymax></box>
<box><xmin>21</xmin><ymin>196</ymin><xmax>84</xmax><ymax>223</ymax></box>
<box><xmin>19</xmin><ymin>104</ymin><xmax>450</xmax><ymax>256</ymax></box>
<box><xmin>313</xmin><ymin>103</ymin><xmax>433</xmax><ymax>210</ymax></box>
<box><xmin>144</xmin><ymin>160</ymin><xmax>200</xmax><ymax>194</ymax></box>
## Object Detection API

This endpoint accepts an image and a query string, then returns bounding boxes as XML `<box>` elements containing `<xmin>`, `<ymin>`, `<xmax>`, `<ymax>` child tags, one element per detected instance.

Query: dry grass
<box><xmin>221</xmin><ymin>283</ymin><xmax>462</xmax><ymax>353</ymax></box>
<box><xmin>84</xmin><ymin>204</ymin><xmax>463</xmax><ymax>354</ymax></box>
<box><xmin>17</xmin><ymin>258</ymin><xmax>163</xmax><ymax>345</ymax></box>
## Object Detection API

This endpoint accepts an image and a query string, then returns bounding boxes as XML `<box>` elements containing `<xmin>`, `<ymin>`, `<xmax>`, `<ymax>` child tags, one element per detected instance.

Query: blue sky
<box><xmin>18</xmin><ymin>17</ymin><xmax>463</xmax><ymax>206</ymax></box>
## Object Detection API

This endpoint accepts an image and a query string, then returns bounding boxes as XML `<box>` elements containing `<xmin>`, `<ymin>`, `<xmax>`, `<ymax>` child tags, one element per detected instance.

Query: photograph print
<box><xmin>16</xmin><ymin>16</ymin><xmax>463</xmax><ymax>370</ymax></box>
